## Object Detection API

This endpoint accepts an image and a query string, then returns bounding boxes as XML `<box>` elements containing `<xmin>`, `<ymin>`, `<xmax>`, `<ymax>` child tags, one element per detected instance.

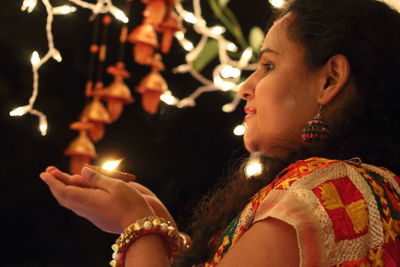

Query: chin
<box><xmin>243</xmin><ymin>135</ymin><xmax>292</xmax><ymax>159</ymax></box>
<box><xmin>243</xmin><ymin>135</ymin><xmax>258</xmax><ymax>153</ymax></box>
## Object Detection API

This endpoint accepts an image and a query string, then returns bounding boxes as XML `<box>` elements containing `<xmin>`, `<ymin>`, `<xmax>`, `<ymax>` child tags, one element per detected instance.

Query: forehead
<box><xmin>261</xmin><ymin>13</ymin><xmax>304</xmax><ymax>59</ymax></box>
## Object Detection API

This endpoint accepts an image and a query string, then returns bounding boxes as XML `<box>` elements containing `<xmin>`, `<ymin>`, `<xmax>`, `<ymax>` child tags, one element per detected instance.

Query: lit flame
<box><xmin>101</xmin><ymin>159</ymin><xmax>123</xmax><ymax>171</ymax></box>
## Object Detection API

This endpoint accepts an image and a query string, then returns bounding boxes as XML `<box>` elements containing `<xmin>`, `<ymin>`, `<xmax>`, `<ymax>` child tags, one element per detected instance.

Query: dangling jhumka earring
<box><xmin>301</xmin><ymin>105</ymin><xmax>329</xmax><ymax>143</ymax></box>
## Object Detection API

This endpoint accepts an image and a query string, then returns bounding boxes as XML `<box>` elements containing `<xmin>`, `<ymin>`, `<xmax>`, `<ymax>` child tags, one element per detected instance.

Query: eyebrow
<box><xmin>258</xmin><ymin>48</ymin><xmax>280</xmax><ymax>58</ymax></box>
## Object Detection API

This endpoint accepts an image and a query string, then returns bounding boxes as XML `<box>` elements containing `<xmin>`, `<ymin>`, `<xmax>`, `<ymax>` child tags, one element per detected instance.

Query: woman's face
<box><xmin>238</xmin><ymin>13</ymin><xmax>324</xmax><ymax>157</ymax></box>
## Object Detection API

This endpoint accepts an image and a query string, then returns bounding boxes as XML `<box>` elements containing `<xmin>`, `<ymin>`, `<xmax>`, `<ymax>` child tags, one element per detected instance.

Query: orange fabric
<box><xmin>203</xmin><ymin>157</ymin><xmax>400</xmax><ymax>267</ymax></box>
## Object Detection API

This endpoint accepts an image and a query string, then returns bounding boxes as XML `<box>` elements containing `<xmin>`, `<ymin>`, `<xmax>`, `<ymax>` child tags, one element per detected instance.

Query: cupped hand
<box><xmin>40</xmin><ymin>166</ymin><xmax>156</xmax><ymax>233</ymax></box>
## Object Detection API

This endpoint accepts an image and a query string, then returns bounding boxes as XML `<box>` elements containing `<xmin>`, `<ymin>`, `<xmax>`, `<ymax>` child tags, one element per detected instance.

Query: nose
<box><xmin>237</xmin><ymin>72</ymin><xmax>256</xmax><ymax>101</ymax></box>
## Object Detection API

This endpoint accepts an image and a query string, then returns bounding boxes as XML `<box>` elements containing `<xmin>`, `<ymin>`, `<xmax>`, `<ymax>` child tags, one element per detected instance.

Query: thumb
<box><xmin>81</xmin><ymin>167</ymin><xmax>118</xmax><ymax>190</ymax></box>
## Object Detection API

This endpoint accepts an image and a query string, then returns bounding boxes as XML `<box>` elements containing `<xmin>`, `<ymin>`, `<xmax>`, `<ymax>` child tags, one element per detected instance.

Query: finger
<box><xmin>40</xmin><ymin>172</ymin><xmax>107</xmax><ymax>210</ymax></box>
<box><xmin>84</xmin><ymin>164</ymin><xmax>136</xmax><ymax>182</ymax></box>
<box><xmin>47</xmin><ymin>168</ymin><xmax>89</xmax><ymax>187</ymax></box>
<box><xmin>81</xmin><ymin>167</ymin><xmax>122</xmax><ymax>191</ymax></box>
<box><xmin>46</xmin><ymin>166</ymin><xmax>57</xmax><ymax>172</ymax></box>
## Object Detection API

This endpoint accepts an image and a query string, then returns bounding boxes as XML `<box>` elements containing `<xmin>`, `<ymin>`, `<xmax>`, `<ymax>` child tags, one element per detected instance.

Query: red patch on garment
<box><xmin>313</xmin><ymin>176</ymin><xmax>369</xmax><ymax>242</ymax></box>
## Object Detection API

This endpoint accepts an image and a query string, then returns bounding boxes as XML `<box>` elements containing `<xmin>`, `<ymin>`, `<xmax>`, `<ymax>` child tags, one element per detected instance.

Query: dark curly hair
<box><xmin>175</xmin><ymin>0</ymin><xmax>400</xmax><ymax>265</ymax></box>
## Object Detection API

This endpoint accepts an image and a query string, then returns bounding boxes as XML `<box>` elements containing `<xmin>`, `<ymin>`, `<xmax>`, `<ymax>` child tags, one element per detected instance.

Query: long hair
<box><xmin>175</xmin><ymin>0</ymin><xmax>400</xmax><ymax>265</ymax></box>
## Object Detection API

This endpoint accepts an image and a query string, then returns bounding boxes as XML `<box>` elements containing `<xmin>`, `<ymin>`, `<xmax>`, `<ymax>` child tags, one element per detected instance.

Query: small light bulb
<box><xmin>183</xmin><ymin>40</ymin><xmax>194</xmax><ymax>51</ymax></box>
<box><xmin>175</xmin><ymin>31</ymin><xmax>184</xmax><ymax>40</ymax></box>
<box><xmin>31</xmin><ymin>51</ymin><xmax>41</xmax><ymax>67</ymax></box>
<box><xmin>160</xmin><ymin>91</ymin><xmax>177</xmax><ymax>105</ymax></box>
<box><xmin>10</xmin><ymin>106</ymin><xmax>30</xmax><ymax>117</ymax></box>
<box><xmin>39</xmin><ymin>118</ymin><xmax>48</xmax><ymax>136</ymax></box>
<box><xmin>222</xmin><ymin>81</ymin><xmax>236</xmax><ymax>91</ymax></box>
<box><xmin>110</xmin><ymin>7</ymin><xmax>129</xmax><ymax>23</ymax></box>
<box><xmin>52</xmin><ymin>50</ymin><xmax>62</xmax><ymax>62</ymax></box>
<box><xmin>226</xmin><ymin>42</ymin><xmax>238</xmax><ymax>52</ymax></box>
<box><xmin>211</xmin><ymin>26</ymin><xmax>225</xmax><ymax>35</ymax></box>
<box><xmin>233</xmin><ymin>124</ymin><xmax>246</xmax><ymax>136</ymax></box>
<box><xmin>214</xmin><ymin>76</ymin><xmax>223</xmax><ymax>86</ymax></box>
<box><xmin>242</xmin><ymin>48</ymin><xmax>253</xmax><ymax>61</ymax></box>
<box><xmin>245</xmin><ymin>159</ymin><xmax>263</xmax><ymax>177</ymax></box>
<box><xmin>221</xmin><ymin>65</ymin><xmax>241</xmax><ymax>79</ymax></box>
<box><xmin>269</xmin><ymin>0</ymin><xmax>286</xmax><ymax>8</ymax></box>
<box><xmin>238</xmin><ymin>48</ymin><xmax>253</xmax><ymax>68</ymax></box>
<box><xmin>53</xmin><ymin>5</ymin><xmax>77</xmax><ymax>15</ymax></box>
<box><xmin>214</xmin><ymin>77</ymin><xmax>236</xmax><ymax>91</ymax></box>
<box><xmin>222</xmin><ymin>103</ymin><xmax>234</xmax><ymax>113</ymax></box>
<box><xmin>21</xmin><ymin>0</ymin><xmax>37</xmax><ymax>13</ymax></box>
<box><xmin>102</xmin><ymin>159</ymin><xmax>123</xmax><ymax>171</ymax></box>
<box><xmin>173</xmin><ymin>64</ymin><xmax>191</xmax><ymax>74</ymax></box>
<box><xmin>183</xmin><ymin>12</ymin><xmax>198</xmax><ymax>24</ymax></box>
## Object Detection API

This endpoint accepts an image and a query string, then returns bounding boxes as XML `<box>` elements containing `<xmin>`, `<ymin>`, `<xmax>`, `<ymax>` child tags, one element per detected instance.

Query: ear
<box><xmin>318</xmin><ymin>54</ymin><xmax>351</xmax><ymax>105</ymax></box>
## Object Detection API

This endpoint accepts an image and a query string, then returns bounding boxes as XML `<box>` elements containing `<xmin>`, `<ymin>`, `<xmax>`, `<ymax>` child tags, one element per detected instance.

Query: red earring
<box><xmin>301</xmin><ymin>106</ymin><xmax>329</xmax><ymax>143</ymax></box>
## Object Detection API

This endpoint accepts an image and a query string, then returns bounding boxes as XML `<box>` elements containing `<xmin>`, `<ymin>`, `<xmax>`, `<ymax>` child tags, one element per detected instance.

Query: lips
<box><xmin>244</xmin><ymin>107</ymin><xmax>256</xmax><ymax>120</ymax></box>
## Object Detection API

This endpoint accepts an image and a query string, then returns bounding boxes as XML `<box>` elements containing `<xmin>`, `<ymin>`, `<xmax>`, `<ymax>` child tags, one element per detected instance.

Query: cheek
<box><xmin>256</xmin><ymin>78</ymin><xmax>298</xmax><ymax>126</ymax></box>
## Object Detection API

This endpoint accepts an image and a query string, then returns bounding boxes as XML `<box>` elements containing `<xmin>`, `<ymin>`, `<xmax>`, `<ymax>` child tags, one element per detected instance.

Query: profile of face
<box><xmin>238</xmin><ymin>13</ymin><xmax>328</xmax><ymax>158</ymax></box>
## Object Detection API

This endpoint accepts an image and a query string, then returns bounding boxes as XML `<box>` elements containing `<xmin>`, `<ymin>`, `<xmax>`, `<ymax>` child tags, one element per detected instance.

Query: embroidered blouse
<box><xmin>203</xmin><ymin>157</ymin><xmax>400</xmax><ymax>266</ymax></box>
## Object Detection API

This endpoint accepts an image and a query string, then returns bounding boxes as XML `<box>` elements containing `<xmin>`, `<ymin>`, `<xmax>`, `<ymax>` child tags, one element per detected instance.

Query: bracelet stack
<box><xmin>109</xmin><ymin>216</ymin><xmax>191</xmax><ymax>267</ymax></box>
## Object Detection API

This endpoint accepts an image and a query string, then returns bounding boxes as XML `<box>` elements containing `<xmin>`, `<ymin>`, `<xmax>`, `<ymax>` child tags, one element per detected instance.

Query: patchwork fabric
<box><xmin>313</xmin><ymin>176</ymin><xmax>369</xmax><ymax>242</ymax></box>
<box><xmin>203</xmin><ymin>157</ymin><xmax>400</xmax><ymax>267</ymax></box>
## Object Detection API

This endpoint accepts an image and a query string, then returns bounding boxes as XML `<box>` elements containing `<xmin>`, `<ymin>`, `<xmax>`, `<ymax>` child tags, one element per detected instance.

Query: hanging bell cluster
<box><xmin>64</xmin><ymin>12</ymin><xmax>135</xmax><ymax>174</ymax></box>
<box><xmin>128</xmin><ymin>0</ymin><xmax>183</xmax><ymax>114</ymax></box>
<box><xmin>65</xmin><ymin>63</ymin><xmax>135</xmax><ymax>174</ymax></box>
<box><xmin>64</xmin><ymin>0</ymin><xmax>183</xmax><ymax>173</ymax></box>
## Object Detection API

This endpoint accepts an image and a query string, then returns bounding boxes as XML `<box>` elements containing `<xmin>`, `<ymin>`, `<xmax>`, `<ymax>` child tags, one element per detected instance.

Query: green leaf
<box><xmin>218</xmin><ymin>0</ymin><xmax>230</xmax><ymax>7</ymax></box>
<box><xmin>249</xmin><ymin>26</ymin><xmax>265</xmax><ymax>53</ymax></box>
<box><xmin>193</xmin><ymin>39</ymin><xmax>219</xmax><ymax>72</ymax></box>
<box><xmin>208</xmin><ymin>0</ymin><xmax>248</xmax><ymax>49</ymax></box>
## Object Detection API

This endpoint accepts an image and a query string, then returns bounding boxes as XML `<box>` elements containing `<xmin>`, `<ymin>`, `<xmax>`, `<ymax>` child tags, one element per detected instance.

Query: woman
<box><xmin>40</xmin><ymin>0</ymin><xmax>400</xmax><ymax>266</ymax></box>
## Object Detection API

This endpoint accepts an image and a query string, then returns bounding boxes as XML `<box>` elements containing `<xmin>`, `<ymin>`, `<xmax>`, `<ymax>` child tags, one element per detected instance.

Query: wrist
<box><xmin>120</xmin><ymin>207</ymin><xmax>155</xmax><ymax>232</ymax></box>
<box><xmin>124</xmin><ymin>234</ymin><xmax>170</xmax><ymax>266</ymax></box>
<box><xmin>110</xmin><ymin>216</ymin><xmax>192</xmax><ymax>267</ymax></box>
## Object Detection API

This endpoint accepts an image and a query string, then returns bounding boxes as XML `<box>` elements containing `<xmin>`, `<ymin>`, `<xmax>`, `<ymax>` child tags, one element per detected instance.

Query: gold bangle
<box><xmin>109</xmin><ymin>216</ymin><xmax>191</xmax><ymax>267</ymax></box>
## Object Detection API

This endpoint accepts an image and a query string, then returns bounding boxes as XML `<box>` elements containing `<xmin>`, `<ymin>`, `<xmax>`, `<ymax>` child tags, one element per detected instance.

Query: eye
<box><xmin>261</xmin><ymin>62</ymin><xmax>275</xmax><ymax>73</ymax></box>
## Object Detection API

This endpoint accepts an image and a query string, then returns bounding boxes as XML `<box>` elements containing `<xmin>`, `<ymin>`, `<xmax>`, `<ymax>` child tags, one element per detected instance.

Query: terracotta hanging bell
<box><xmin>102</xmin><ymin>62</ymin><xmax>134</xmax><ymax>121</ymax></box>
<box><xmin>81</xmin><ymin>89</ymin><xmax>111</xmax><ymax>142</ymax></box>
<box><xmin>157</xmin><ymin>9</ymin><xmax>183</xmax><ymax>53</ymax></box>
<box><xmin>127</xmin><ymin>23</ymin><xmax>158</xmax><ymax>65</ymax></box>
<box><xmin>136</xmin><ymin>68</ymin><xmax>168</xmax><ymax>114</ymax></box>
<box><xmin>64</xmin><ymin>122</ymin><xmax>97</xmax><ymax>174</ymax></box>
<box><xmin>143</xmin><ymin>0</ymin><xmax>167</xmax><ymax>27</ymax></box>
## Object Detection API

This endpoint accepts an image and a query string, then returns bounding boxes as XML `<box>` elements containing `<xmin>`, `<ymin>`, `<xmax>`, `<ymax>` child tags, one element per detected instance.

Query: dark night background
<box><xmin>0</xmin><ymin>1</ymin><xmax>271</xmax><ymax>266</ymax></box>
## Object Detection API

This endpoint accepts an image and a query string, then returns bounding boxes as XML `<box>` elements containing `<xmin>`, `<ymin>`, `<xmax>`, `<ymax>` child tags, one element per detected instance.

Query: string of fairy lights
<box><xmin>10</xmin><ymin>0</ymin><xmax>129</xmax><ymax>136</ymax></box>
<box><xmin>160</xmin><ymin>0</ymin><xmax>257</xmax><ymax>111</ymax></box>
<box><xmin>10</xmin><ymin>0</ymin><xmax>289</xmax><ymax>177</ymax></box>
<box><xmin>10</xmin><ymin>0</ymin><xmax>286</xmax><ymax>138</ymax></box>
